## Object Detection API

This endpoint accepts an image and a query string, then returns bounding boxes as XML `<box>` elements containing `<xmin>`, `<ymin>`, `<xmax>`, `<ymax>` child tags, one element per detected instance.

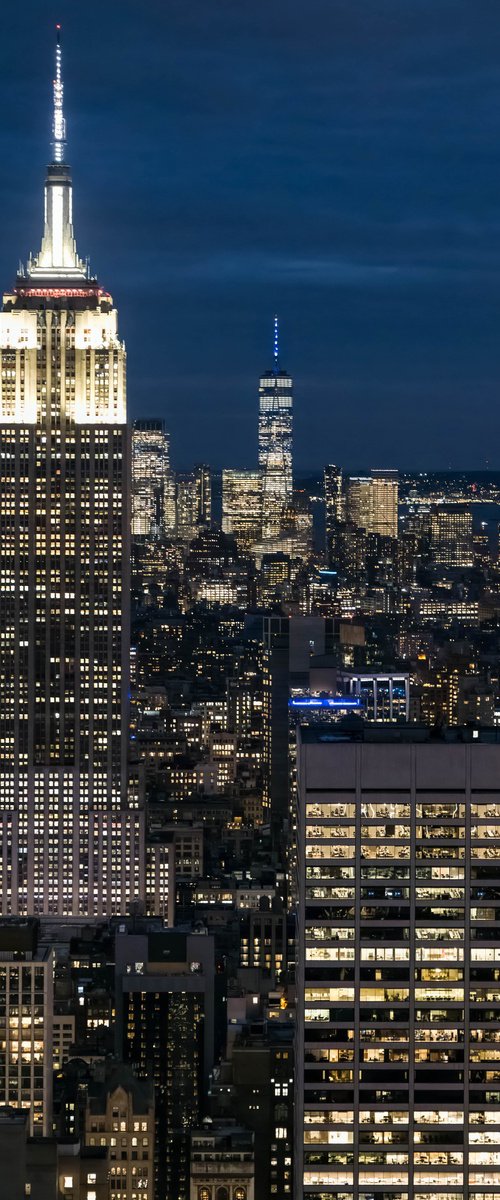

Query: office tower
<box><xmin>431</xmin><ymin>506</ymin><xmax>474</xmax><ymax>567</ymax></box>
<box><xmin>258</xmin><ymin>553</ymin><xmax>291</xmax><ymax>606</ymax></box>
<box><xmin>346</xmin><ymin>476</ymin><xmax>372</xmax><ymax>531</ymax></box>
<box><xmin>295</xmin><ymin>722</ymin><xmax>500</xmax><ymax>1200</ymax></box>
<box><xmin>0</xmin><ymin>32</ymin><xmax>145</xmax><ymax>914</ymax></box>
<box><xmin>222</xmin><ymin>469</ymin><xmax>263</xmax><ymax>549</ymax></box>
<box><xmin>176</xmin><ymin>465</ymin><xmax>211</xmax><ymax>542</ymax></box>
<box><xmin>132</xmin><ymin>418</ymin><xmax>174</xmax><ymax>538</ymax></box>
<box><xmin>259</xmin><ymin>317</ymin><xmax>293</xmax><ymax>540</ymax></box>
<box><xmin>116</xmin><ymin>926</ymin><xmax>222</xmax><ymax>1200</ymax></box>
<box><xmin>371</xmin><ymin>468</ymin><xmax>398</xmax><ymax>538</ymax></box>
<box><xmin>324</xmin><ymin>465</ymin><xmax>344</xmax><ymax>565</ymax></box>
<box><xmin>288</xmin><ymin>489</ymin><xmax>314</xmax><ymax>562</ymax></box>
<box><xmin>347</xmin><ymin>470</ymin><xmax>398</xmax><ymax>538</ymax></box>
<box><xmin>0</xmin><ymin>920</ymin><xmax>53</xmax><ymax>1136</ymax></box>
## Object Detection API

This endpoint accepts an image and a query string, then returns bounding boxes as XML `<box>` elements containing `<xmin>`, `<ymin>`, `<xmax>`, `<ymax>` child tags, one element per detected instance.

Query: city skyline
<box><xmin>1</xmin><ymin>3</ymin><xmax>500</xmax><ymax>469</ymax></box>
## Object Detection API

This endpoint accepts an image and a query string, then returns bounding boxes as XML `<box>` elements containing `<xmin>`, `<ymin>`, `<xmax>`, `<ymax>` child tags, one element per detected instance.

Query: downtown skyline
<box><xmin>4</xmin><ymin>22</ymin><xmax>500</xmax><ymax>1200</ymax></box>
<box><xmin>1</xmin><ymin>2</ymin><xmax>500</xmax><ymax>470</ymax></box>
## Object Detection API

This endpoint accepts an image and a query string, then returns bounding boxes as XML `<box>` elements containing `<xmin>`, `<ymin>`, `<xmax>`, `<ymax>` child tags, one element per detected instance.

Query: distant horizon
<box><xmin>176</xmin><ymin>464</ymin><xmax>500</xmax><ymax>478</ymax></box>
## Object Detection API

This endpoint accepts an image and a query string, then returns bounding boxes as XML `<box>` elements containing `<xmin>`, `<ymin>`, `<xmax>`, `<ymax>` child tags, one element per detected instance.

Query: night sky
<box><xmin>1</xmin><ymin>1</ymin><xmax>500</xmax><ymax>470</ymax></box>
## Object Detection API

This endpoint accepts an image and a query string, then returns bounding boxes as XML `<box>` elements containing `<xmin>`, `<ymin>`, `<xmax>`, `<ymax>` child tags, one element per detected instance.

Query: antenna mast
<box><xmin>53</xmin><ymin>25</ymin><xmax>66</xmax><ymax>163</ymax></box>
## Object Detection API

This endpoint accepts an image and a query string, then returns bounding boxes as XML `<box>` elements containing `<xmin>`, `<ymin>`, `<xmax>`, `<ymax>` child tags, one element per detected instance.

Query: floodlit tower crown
<box><xmin>27</xmin><ymin>25</ymin><xmax>88</xmax><ymax>281</ymax></box>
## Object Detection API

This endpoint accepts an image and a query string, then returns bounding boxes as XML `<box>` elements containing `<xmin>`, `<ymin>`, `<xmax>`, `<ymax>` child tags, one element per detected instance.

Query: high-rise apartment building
<box><xmin>0</xmin><ymin>32</ymin><xmax>145</xmax><ymax>915</ymax></box>
<box><xmin>296</xmin><ymin>722</ymin><xmax>500</xmax><ymax>1200</ymax></box>
<box><xmin>132</xmin><ymin>418</ymin><xmax>175</xmax><ymax>538</ymax></box>
<box><xmin>259</xmin><ymin>319</ymin><xmax>293</xmax><ymax>540</ymax></box>
<box><xmin>222</xmin><ymin>469</ymin><xmax>263</xmax><ymax>549</ymax></box>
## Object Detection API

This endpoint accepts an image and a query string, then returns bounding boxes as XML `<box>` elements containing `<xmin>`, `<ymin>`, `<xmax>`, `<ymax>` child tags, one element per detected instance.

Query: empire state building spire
<box><xmin>26</xmin><ymin>25</ymin><xmax>88</xmax><ymax>281</ymax></box>
<box><xmin>52</xmin><ymin>24</ymin><xmax>67</xmax><ymax>164</ymax></box>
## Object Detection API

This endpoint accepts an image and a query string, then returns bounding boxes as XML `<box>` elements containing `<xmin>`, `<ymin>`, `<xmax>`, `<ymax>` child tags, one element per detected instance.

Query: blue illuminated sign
<box><xmin>289</xmin><ymin>697</ymin><xmax>363</xmax><ymax>709</ymax></box>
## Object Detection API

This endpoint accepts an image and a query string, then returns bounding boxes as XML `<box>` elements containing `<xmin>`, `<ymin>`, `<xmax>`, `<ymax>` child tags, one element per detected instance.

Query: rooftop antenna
<box><xmin>53</xmin><ymin>24</ymin><xmax>66</xmax><ymax>163</ymax></box>
<box><xmin>273</xmin><ymin>313</ymin><xmax>279</xmax><ymax>370</ymax></box>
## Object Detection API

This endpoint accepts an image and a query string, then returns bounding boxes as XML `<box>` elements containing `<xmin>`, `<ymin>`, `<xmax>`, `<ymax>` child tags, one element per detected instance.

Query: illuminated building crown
<box><xmin>26</xmin><ymin>26</ymin><xmax>88</xmax><ymax>282</ymax></box>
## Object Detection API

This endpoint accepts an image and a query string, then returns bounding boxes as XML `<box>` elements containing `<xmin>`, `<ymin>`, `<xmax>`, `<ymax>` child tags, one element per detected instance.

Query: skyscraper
<box><xmin>259</xmin><ymin>317</ymin><xmax>293</xmax><ymax>540</ymax></box>
<box><xmin>347</xmin><ymin>469</ymin><xmax>398</xmax><ymax>538</ymax></box>
<box><xmin>194</xmin><ymin>463</ymin><xmax>212</xmax><ymax>527</ymax></box>
<box><xmin>295</xmin><ymin>722</ymin><xmax>500</xmax><ymax>1200</ymax></box>
<box><xmin>370</xmin><ymin>468</ymin><xmax>398</xmax><ymax>538</ymax></box>
<box><xmin>131</xmin><ymin>419</ymin><xmax>175</xmax><ymax>539</ymax></box>
<box><xmin>222</xmin><ymin>468</ymin><xmax>263</xmax><ymax>549</ymax></box>
<box><xmin>346</xmin><ymin>475</ymin><xmax>372</xmax><ymax>531</ymax></box>
<box><xmin>324</xmin><ymin>464</ymin><xmax>344</xmax><ymax>565</ymax></box>
<box><xmin>431</xmin><ymin>506</ymin><xmax>474</xmax><ymax>567</ymax></box>
<box><xmin>0</xmin><ymin>30</ymin><xmax>145</xmax><ymax>915</ymax></box>
<box><xmin>175</xmin><ymin>464</ymin><xmax>212</xmax><ymax>543</ymax></box>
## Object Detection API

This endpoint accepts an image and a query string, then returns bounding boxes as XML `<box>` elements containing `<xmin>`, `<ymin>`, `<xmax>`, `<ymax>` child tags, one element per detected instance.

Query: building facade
<box><xmin>0</xmin><ymin>920</ymin><xmax>53</xmax><ymax>1136</ymax></box>
<box><xmin>430</xmin><ymin>507</ymin><xmax>474</xmax><ymax>567</ymax></box>
<box><xmin>258</xmin><ymin>320</ymin><xmax>293</xmax><ymax>540</ymax></box>
<box><xmin>222</xmin><ymin>469</ymin><xmax>263</xmax><ymax>549</ymax></box>
<box><xmin>84</xmin><ymin>1064</ymin><xmax>155</xmax><ymax>1200</ymax></box>
<box><xmin>347</xmin><ymin>470</ymin><xmax>398</xmax><ymax>539</ymax></box>
<box><xmin>131</xmin><ymin>418</ymin><xmax>174</xmax><ymax>538</ymax></box>
<box><xmin>116</xmin><ymin>927</ymin><xmax>221</xmax><ymax>1200</ymax></box>
<box><xmin>190</xmin><ymin>1125</ymin><xmax>254</xmax><ymax>1200</ymax></box>
<box><xmin>296</xmin><ymin>723</ymin><xmax>500</xmax><ymax>1200</ymax></box>
<box><xmin>324</xmin><ymin>465</ymin><xmax>344</xmax><ymax>566</ymax></box>
<box><xmin>0</xmin><ymin>33</ymin><xmax>145</xmax><ymax>915</ymax></box>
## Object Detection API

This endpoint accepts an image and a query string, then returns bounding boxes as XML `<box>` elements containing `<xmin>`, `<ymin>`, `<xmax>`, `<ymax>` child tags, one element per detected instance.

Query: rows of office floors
<box><xmin>295</xmin><ymin>727</ymin><xmax>500</xmax><ymax>1200</ymax></box>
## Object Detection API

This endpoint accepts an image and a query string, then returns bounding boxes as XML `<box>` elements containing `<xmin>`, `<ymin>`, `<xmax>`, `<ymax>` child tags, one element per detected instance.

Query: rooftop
<box><xmin>298</xmin><ymin>721</ymin><xmax>500</xmax><ymax>746</ymax></box>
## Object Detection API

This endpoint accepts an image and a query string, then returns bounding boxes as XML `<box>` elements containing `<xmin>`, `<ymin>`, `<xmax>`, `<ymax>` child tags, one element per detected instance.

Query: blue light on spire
<box><xmin>273</xmin><ymin>314</ymin><xmax>279</xmax><ymax>369</ymax></box>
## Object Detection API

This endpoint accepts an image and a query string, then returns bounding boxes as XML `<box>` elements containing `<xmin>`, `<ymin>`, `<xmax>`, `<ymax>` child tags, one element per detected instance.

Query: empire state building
<box><xmin>0</xmin><ymin>31</ymin><xmax>145</xmax><ymax>915</ymax></box>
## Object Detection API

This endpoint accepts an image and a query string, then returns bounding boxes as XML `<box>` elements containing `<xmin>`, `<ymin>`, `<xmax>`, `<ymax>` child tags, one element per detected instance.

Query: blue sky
<box><xmin>1</xmin><ymin>0</ymin><xmax>500</xmax><ymax>469</ymax></box>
